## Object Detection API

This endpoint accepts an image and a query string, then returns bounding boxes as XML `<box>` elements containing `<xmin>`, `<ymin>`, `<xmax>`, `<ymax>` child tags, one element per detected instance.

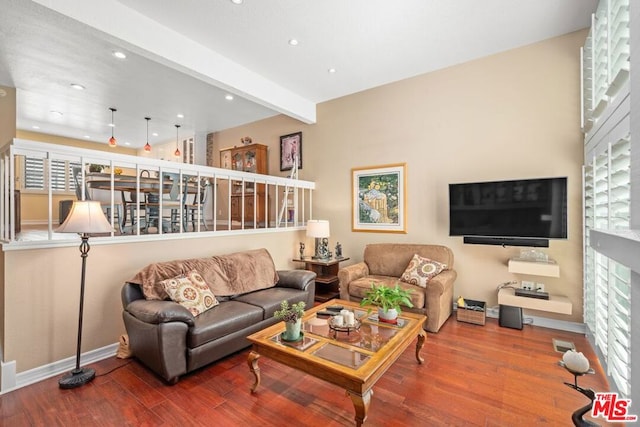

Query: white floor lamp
<box><xmin>56</xmin><ymin>200</ymin><xmax>113</xmax><ymax>389</ymax></box>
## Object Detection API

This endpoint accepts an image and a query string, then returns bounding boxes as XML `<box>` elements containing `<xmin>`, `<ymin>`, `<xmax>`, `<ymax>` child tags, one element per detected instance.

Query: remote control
<box><xmin>317</xmin><ymin>311</ymin><xmax>335</xmax><ymax>317</ymax></box>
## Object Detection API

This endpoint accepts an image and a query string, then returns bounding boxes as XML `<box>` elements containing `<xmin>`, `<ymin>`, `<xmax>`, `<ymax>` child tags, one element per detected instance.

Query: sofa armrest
<box><xmin>276</xmin><ymin>270</ymin><xmax>317</xmax><ymax>291</ymax></box>
<box><xmin>122</xmin><ymin>282</ymin><xmax>145</xmax><ymax>307</ymax></box>
<box><xmin>338</xmin><ymin>262</ymin><xmax>370</xmax><ymax>300</ymax></box>
<box><xmin>426</xmin><ymin>270</ymin><xmax>457</xmax><ymax>296</ymax></box>
<box><xmin>423</xmin><ymin>269</ymin><xmax>457</xmax><ymax>333</ymax></box>
<box><xmin>125</xmin><ymin>299</ymin><xmax>195</xmax><ymax>326</ymax></box>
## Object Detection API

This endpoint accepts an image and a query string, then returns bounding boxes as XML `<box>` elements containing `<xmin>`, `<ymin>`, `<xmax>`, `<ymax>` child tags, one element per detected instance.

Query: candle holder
<box><xmin>329</xmin><ymin>317</ymin><xmax>361</xmax><ymax>337</ymax></box>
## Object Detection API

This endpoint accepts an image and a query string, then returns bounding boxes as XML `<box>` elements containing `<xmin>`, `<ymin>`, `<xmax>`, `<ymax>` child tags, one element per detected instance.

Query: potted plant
<box><xmin>360</xmin><ymin>283</ymin><xmax>414</xmax><ymax>323</ymax></box>
<box><xmin>88</xmin><ymin>164</ymin><xmax>103</xmax><ymax>173</ymax></box>
<box><xmin>274</xmin><ymin>300</ymin><xmax>306</xmax><ymax>341</ymax></box>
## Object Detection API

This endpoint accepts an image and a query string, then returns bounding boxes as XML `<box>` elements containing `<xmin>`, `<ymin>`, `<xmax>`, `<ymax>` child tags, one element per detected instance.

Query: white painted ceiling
<box><xmin>0</xmin><ymin>0</ymin><xmax>597</xmax><ymax>148</ymax></box>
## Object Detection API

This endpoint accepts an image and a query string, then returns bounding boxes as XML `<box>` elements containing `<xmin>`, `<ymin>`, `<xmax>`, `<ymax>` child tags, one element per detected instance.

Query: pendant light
<box><xmin>108</xmin><ymin>107</ymin><xmax>117</xmax><ymax>147</ymax></box>
<box><xmin>174</xmin><ymin>124</ymin><xmax>181</xmax><ymax>158</ymax></box>
<box><xmin>143</xmin><ymin>117</ymin><xmax>152</xmax><ymax>152</ymax></box>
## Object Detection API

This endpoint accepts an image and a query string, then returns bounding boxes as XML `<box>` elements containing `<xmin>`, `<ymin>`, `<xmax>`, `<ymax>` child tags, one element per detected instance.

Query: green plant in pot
<box><xmin>360</xmin><ymin>283</ymin><xmax>414</xmax><ymax>323</ymax></box>
<box><xmin>274</xmin><ymin>300</ymin><xmax>306</xmax><ymax>341</ymax></box>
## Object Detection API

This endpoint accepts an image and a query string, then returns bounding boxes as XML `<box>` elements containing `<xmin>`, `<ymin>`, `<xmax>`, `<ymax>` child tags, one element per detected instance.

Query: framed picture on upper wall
<box><xmin>352</xmin><ymin>163</ymin><xmax>407</xmax><ymax>233</ymax></box>
<box><xmin>280</xmin><ymin>132</ymin><xmax>302</xmax><ymax>171</ymax></box>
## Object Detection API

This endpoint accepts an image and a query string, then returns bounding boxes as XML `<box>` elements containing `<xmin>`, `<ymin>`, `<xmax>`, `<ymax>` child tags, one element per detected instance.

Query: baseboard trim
<box><xmin>525</xmin><ymin>315</ymin><xmax>586</xmax><ymax>334</ymax></box>
<box><xmin>461</xmin><ymin>305</ymin><xmax>586</xmax><ymax>334</ymax></box>
<box><xmin>1</xmin><ymin>342</ymin><xmax>118</xmax><ymax>395</ymax></box>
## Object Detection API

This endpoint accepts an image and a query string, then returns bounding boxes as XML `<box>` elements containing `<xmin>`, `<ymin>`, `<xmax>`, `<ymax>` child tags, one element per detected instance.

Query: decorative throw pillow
<box><xmin>400</xmin><ymin>254</ymin><xmax>447</xmax><ymax>288</ymax></box>
<box><xmin>161</xmin><ymin>270</ymin><xmax>219</xmax><ymax>316</ymax></box>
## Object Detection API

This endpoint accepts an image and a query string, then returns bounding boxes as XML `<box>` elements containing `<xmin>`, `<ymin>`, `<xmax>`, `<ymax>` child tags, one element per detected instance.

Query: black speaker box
<box><xmin>499</xmin><ymin>304</ymin><xmax>523</xmax><ymax>330</ymax></box>
<box><xmin>463</xmin><ymin>236</ymin><xmax>549</xmax><ymax>247</ymax></box>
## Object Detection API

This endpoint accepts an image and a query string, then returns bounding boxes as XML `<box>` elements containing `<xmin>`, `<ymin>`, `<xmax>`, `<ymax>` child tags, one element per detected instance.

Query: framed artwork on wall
<box><xmin>280</xmin><ymin>132</ymin><xmax>302</xmax><ymax>171</ymax></box>
<box><xmin>351</xmin><ymin>163</ymin><xmax>407</xmax><ymax>233</ymax></box>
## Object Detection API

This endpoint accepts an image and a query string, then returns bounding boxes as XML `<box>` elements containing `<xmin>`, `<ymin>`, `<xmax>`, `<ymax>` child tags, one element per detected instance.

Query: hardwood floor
<box><xmin>0</xmin><ymin>317</ymin><xmax>620</xmax><ymax>426</ymax></box>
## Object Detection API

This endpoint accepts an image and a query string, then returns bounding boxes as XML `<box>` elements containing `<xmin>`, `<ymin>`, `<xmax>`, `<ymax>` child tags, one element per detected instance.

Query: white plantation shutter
<box><xmin>23</xmin><ymin>157</ymin><xmax>80</xmax><ymax>193</ymax></box>
<box><xmin>583</xmin><ymin>137</ymin><xmax>631</xmax><ymax>398</ymax></box>
<box><xmin>50</xmin><ymin>160</ymin><xmax>66</xmax><ymax>191</ymax></box>
<box><xmin>609</xmin><ymin>260</ymin><xmax>631</xmax><ymax>396</ymax></box>
<box><xmin>24</xmin><ymin>157</ymin><xmax>44</xmax><ymax>190</ymax></box>
<box><xmin>582</xmin><ymin>0</ymin><xmax>632</xmax><ymax>399</ymax></box>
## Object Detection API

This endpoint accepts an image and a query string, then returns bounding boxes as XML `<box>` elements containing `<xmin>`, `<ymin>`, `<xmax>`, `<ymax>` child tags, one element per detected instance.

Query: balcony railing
<box><xmin>1</xmin><ymin>139</ymin><xmax>315</xmax><ymax>246</ymax></box>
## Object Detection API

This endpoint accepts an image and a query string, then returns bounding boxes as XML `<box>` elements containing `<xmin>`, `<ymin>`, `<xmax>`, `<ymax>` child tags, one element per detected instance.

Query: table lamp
<box><xmin>306</xmin><ymin>219</ymin><xmax>330</xmax><ymax>260</ymax></box>
<box><xmin>55</xmin><ymin>200</ymin><xmax>114</xmax><ymax>388</ymax></box>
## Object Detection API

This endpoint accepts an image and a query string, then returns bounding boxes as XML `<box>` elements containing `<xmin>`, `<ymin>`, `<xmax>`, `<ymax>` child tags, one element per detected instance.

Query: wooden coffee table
<box><xmin>247</xmin><ymin>299</ymin><xmax>426</xmax><ymax>426</ymax></box>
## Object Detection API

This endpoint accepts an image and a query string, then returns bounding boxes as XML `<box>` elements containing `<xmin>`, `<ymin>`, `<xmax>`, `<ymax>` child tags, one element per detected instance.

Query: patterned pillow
<box><xmin>161</xmin><ymin>270</ymin><xmax>219</xmax><ymax>316</ymax></box>
<box><xmin>400</xmin><ymin>254</ymin><xmax>447</xmax><ymax>288</ymax></box>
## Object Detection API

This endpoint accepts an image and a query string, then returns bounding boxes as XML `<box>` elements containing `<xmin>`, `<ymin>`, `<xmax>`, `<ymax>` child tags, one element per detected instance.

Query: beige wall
<box><xmin>5</xmin><ymin>231</ymin><xmax>304</xmax><ymax>371</ymax></box>
<box><xmin>0</xmin><ymin>86</ymin><xmax>16</xmax><ymax>372</ymax></box>
<box><xmin>0</xmin><ymin>86</ymin><xmax>16</xmax><ymax>147</ymax></box>
<box><xmin>3</xmin><ymin>29</ymin><xmax>586</xmax><ymax>374</ymax></box>
<box><xmin>216</xmin><ymin>30</ymin><xmax>586</xmax><ymax>322</ymax></box>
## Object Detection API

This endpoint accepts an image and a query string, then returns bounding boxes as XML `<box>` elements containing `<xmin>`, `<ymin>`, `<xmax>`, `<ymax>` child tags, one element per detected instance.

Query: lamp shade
<box><xmin>56</xmin><ymin>201</ymin><xmax>114</xmax><ymax>234</ymax></box>
<box><xmin>306</xmin><ymin>219</ymin><xmax>330</xmax><ymax>238</ymax></box>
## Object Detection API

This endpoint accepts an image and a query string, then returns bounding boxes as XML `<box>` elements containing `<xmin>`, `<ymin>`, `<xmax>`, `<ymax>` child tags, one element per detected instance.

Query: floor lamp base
<box><xmin>58</xmin><ymin>367</ymin><xmax>95</xmax><ymax>389</ymax></box>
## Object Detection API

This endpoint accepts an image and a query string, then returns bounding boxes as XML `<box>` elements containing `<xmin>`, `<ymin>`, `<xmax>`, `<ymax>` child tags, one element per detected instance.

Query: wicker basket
<box><xmin>456</xmin><ymin>299</ymin><xmax>486</xmax><ymax>325</ymax></box>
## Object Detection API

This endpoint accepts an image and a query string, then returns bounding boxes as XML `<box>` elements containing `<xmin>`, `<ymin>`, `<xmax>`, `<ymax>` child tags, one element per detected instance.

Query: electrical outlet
<box><xmin>521</xmin><ymin>281</ymin><xmax>535</xmax><ymax>291</ymax></box>
<box><xmin>536</xmin><ymin>283</ymin><xmax>545</xmax><ymax>292</ymax></box>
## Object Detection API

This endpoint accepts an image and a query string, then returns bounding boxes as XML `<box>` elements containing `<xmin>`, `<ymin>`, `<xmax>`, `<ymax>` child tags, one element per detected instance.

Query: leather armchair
<box><xmin>338</xmin><ymin>243</ymin><xmax>456</xmax><ymax>333</ymax></box>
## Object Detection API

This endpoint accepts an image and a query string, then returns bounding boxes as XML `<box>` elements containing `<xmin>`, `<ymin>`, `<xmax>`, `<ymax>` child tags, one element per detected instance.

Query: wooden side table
<box><xmin>292</xmin><ymin>257</ymin><xmax>350</xmax><ymax>302</ymax></box>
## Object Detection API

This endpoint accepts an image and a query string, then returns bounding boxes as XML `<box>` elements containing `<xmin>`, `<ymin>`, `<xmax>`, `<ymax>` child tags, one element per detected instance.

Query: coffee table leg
<box><xmin>348</xmin><ymin>389</ymin><xmax>372</xmax><ymax>426</ymax></box>
<box><xmin>415</xmin><ymin>330</ymin><xmax>426</xmax><ymax>364</ymax></box>
<box><xmin>247</xmin><ymin>351</ymin><xmax>261</xmax><ymax>393</ymax></box>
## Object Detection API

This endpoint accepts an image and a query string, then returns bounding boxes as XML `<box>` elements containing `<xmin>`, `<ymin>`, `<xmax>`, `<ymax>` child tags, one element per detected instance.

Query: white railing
<box><xmin>1</xmin><ymin>139</ymin><xmax>315</xmax><ymax>246</ymax></box>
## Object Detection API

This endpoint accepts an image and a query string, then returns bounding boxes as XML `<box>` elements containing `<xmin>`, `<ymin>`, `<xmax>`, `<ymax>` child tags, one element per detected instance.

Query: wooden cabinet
<box><xmin>292</xmin><ymin>257</ymin><xmax>350</xmax><ymax>302</ymax></box>
<box><xmin>220</xmin><ymin>144</ymin><xmax>267</xmax><ymax>175</ymax></box>
<box><xmin>230</xmin><ymin>194</ymin><xmax>266</xmax><ymax>225</ymax></box>
<box><xmin>220</xmin><ymin>144</ymin><xmax>268</xmax><ymax>226</ymax></box>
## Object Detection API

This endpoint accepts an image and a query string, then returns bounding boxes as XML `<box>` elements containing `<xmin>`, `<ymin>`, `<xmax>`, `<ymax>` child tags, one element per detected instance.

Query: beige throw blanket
<box><xmin>129</xmin><ymin>248</ymin><xmax>279</xmax><ymax>300</ymax></box>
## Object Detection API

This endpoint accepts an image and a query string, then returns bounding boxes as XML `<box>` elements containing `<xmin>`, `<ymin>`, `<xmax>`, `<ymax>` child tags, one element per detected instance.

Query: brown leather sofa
<box><xmin>121</xmin><ymin>249</ymin><xmax>316</xmax><ymax>384</ymax></box>
<box><xmin>338</xmin><ymin>243</ymin><xmax>456</xmax><ymax>333</ymax></box>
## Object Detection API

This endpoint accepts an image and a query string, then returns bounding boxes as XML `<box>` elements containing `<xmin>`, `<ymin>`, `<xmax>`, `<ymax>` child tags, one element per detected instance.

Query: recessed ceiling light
<box><xmin>124</xmin><ymin>142</ymin><xmax>131</xmax><ymax>146</ymax></box>
<box><xmin>50</xmin><ymin>110</ymin><xmax>63</xmax><ymax>116</ymax></box>
<box><xmin>152</xmin><ymin>132</ymin><xmax>159</xmax><ymax>137</ymax></box>
<box><xmin>84</xmin><ymin>135</ymin><xmax>91</xmax><ymax>139</ymax></box>
<box><xmin>70</xmin><ymin>83</ymin><xmax>85</xmax><ymax>90</ymax></box>
<box><xmin>225</xmin><ymin>94</ymin><xmax>234</xmax><ymax>101</ymax></box>
<box><xmin>288</xmin><ymin>39</ymin><xmax>298</xmax><ymax>46</ymax></box>
<box><xmin>328</xmin><ymin>68</ymin><xmax>336</xmax><ymax>73</ymax></box>
<box><xmin>112</xmin><ymin>51</ymin><xmax>127</xmax><ymax>59</ymax></box>
<box><xmin>108</xmin><ymin>122</ymin><xmax>115</xmax><ymax>127</ymax></box>
<box><xmin>32</xmin><ymin>125</ymin><xmax>40</xmax><ymax>129</ymax></box>
<box><xmin>231</xmin><ymin>0</ymin><xmax>243</xmax><ymax>4</ymax></box>
<box><xmin>177</xmin><ymin>113</ymin><xmax>184</xmax><ymax>118</ymax></box>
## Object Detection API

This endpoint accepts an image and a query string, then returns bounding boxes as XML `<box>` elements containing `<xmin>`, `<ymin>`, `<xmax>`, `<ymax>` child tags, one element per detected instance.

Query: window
<box><xmin>582</xmin><ymin>0</ymin><xmax>632</xmax><ymax>399</ymax></box>
<box><xmin>584</xmin><ymin>138</ymin><xmax>631</xmax><ymax>398</ymax></box>
<box><xmin>22</xmin><ymin>156</ymin><xmax>80</xmax><ymax>193</ymax></box>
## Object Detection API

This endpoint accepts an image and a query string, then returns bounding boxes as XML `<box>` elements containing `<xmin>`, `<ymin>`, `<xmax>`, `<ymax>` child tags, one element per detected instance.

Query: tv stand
<box><xmin>463</xmin><ymin>236</ymin><xmax>549</xmax><ymax>247</ymax></box>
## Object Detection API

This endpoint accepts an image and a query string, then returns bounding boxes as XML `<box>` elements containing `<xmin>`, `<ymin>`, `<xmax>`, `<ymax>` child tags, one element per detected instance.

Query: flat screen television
<box><xmin>448</xmin><ymin>177</ymin><xmax>567</xmax><ymax>245</ymax></box>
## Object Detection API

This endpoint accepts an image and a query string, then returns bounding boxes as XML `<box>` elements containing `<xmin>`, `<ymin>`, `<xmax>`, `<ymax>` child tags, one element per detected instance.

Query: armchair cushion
<box><xmin>349</xmin><ymin>275</ymin><xmax>426</xmax><ymax>309</ymax></box>
<box><xmin>400</xmin><ymin>254</ymin><xmax>447</xmax><ymax>288</ymax></box>
<box><xmin>161</xmin><ymin>270</ymin><xmax>219</xmax><ymax>316</ymax></box>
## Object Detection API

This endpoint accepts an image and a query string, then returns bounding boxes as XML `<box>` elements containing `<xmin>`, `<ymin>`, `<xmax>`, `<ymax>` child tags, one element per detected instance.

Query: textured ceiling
<box><xmin>0</xmin><ymin>0</ymin><xmax>597</xmax><ymax>148</ymax></box>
